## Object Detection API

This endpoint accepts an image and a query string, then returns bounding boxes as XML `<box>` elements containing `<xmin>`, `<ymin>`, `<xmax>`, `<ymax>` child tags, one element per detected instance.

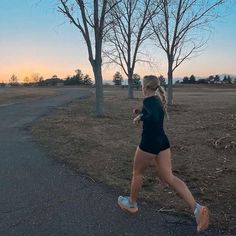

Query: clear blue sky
<box><xmin>0</xmin><ymin>0</ymin><xmax>236</xmax><ymax>82</ymax></box>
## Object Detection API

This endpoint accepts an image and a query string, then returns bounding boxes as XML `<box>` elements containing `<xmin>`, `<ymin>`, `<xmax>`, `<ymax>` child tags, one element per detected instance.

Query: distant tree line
<box><xmin>1</xmin><ymin>72</ymin><xmax>235</xmax><ymax>88</ymax></box>
<box><xmin>112</xmin><ymin>72</ymin><xmax>236</xmax><ymax>88</ymax></box>
<box><xmin>112</xmin><ymin>72</ymin><xmax>142</xmax><ymax>90</ymax></box>
<box><xmin>0</xmin><ymin>69</ymin><xmax>93</xmax><ymax>87</ymax></box>
<box><xmin>112</xmin><ymin>72</ymin><xmax>168</xmax><ymax>90</ymax></box>
<box><xmin>175</xmin><ymin>74</ymin><xmax>235</xmax><ymax>85</ymax></box>
<box><xmin>64</xmin><ymin>69</ymin><xmax>93</xmax><ymax>86</ymax></box>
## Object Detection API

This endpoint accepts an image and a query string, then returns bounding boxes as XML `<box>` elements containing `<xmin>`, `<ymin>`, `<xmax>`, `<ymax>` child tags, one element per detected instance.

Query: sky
<box><xmin>0</xmin><ymin>0</ymin><xmax>236</xmax><ymax>83</ymax></box>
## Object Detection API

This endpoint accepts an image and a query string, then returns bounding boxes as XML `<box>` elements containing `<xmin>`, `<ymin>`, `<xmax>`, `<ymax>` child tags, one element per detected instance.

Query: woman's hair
<box><xmin>143</xmin><ymin>75</ymin><xmax>169</xmax><ymax>119</ymax></box>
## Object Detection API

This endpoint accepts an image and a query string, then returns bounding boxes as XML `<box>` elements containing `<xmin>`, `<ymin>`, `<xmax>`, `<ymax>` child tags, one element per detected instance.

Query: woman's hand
<box><xmin>133</xmin><ymin>115</ymin><xmax>141</xmax><ymax>125</ymax></box>
<box><xmin>133</xmin><ymin>108</ymin><xmax>141</xmax><ymax>115</ymax></box>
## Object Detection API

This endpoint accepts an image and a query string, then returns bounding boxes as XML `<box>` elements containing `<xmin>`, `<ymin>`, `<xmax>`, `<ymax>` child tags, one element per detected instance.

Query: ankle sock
<box><xmin>194</xmin><ymin>202</ymin><xmax>202</xmax><ymax>217</ymax></box>
<box><xmin>128</xmin><ymin>197</ymin><xmax>136</xmax><ymax>206</ymax></box>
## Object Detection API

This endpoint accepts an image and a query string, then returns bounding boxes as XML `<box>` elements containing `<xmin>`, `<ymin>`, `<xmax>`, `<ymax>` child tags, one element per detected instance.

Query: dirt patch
<box><xmin>32</xmin><ymin>86</ymin><xmax>236</xmax><ymax>235</ymax></box>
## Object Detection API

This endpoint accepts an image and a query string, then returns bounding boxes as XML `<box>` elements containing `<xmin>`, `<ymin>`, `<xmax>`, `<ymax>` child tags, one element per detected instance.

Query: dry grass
<box><xmin>0</xmin><ymin>87</ymin><xmax>60</xmax><ymax>105</ymax></box>
<box><xmin>32</xmin><ymin>85</ymin><xmax>236</xmax><ymax>235</ymax></box>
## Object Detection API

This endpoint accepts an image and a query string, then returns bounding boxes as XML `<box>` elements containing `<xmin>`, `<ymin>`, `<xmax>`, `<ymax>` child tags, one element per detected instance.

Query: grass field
<box><xmin>0</xmin><ymin>87</ymin><xmax>60</xmax><ymax>106</ymax></box>
<box><xmin>31</xmin><ymin>85</ymin><xmax>236</xmax><ymax>235</ymax></box>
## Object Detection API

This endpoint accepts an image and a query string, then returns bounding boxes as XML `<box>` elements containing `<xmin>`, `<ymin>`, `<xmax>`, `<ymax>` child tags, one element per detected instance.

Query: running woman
<box><xmin>118</xmin><ymin>75</ymin><xmax>209</xmax><ymax>232</ymax></box>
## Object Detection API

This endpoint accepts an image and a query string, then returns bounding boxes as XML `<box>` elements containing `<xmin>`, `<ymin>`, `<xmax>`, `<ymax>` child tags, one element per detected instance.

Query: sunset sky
<box><xmin>0</xmin><ymin>0</ymin><xmax>236</xmax><ymax>83</ymax></box>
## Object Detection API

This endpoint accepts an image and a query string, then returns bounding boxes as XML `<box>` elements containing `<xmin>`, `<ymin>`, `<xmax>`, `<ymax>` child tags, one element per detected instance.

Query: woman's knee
<box><xmin>162</xmin><ymin>173</ymin><xmax>175</xmax><ymax>186</ymax></box>
<box><xmin>132</xmin><ymin>169</ymin><xmax>144</xmax><ymax>179</ymax></box>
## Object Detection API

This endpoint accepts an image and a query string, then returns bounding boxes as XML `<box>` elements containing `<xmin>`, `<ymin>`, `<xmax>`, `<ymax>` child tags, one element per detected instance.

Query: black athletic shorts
<box><xmin>139</xmin><ymin>134</ymin><xmax>170</xmax><ymax>155</ymax></box>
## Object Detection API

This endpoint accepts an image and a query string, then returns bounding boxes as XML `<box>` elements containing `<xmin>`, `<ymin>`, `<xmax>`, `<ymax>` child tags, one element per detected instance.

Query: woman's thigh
<box><xmin>154</xmin><ymin>148</ymin><xmax>173</xmax><ymax>180</ymax></box>
<box><xmin>133</xmin><ymin>147</ymin><xmax>156</xmax><ymax>175</ymax></box>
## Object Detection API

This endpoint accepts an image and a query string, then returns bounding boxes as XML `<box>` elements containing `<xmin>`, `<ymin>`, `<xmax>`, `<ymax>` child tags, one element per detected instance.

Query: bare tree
<box><xmin>23</xmin><ymin>76</ymin><xmax>30</xmax><ymax>84</ymax></box>
<box><xmin>31</xmin><ymin>73</ymin><xmax>41</xmax><ymax>83</ymax></box>
<box><xmin>9</xmin><ymin>74</ymin><xmax>18</xmax><ymax>86</ymax></box>
<box><xmin>151</xmin><ymin>0</ymin><xmax>225</xmax><ymax>105</ymax></box>
<box><xmin>104</xmin><ymin>0</ymin><xmax>159</xmax><ymax>98</ymax></box>
<box><xmin>58</xmin><ymin>0</ymin><xmax>118</xmax><ymax>116</ymax></box>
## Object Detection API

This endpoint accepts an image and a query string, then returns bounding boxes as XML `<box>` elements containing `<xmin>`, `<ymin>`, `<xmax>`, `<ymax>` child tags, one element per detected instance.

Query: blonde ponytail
<box><xmin>156</xmin><ymin>86</ymin><xmax>169</xmax><ymax>120</ymax></box>
<box><xmin>143</xmin><ymin>75</ymin><xmax>169</xmax><ymax>120</ymax></box>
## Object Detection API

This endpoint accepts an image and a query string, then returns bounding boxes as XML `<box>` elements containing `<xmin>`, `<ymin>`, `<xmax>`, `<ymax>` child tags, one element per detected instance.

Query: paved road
<box><xmin>0</xmin><ymin>88</ymin><xmax>216</xmax><ymax>236</ymax></box>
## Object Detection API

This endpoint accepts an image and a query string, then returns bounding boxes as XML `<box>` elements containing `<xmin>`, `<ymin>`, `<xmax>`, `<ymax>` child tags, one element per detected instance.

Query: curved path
<box><xmin>0</xmin><ymin>88</ymin><xmax>215</xmax><ymax>236</ymax></box>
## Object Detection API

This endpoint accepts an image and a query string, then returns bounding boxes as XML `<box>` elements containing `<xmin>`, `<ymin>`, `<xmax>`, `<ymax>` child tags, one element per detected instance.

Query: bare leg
<box><xmin>130</xmin><ymin>147</ymin><xmax>156</xmax><ymax>203</ymax></box>
<box><xmin>155</xmin><ymin>148</ymin><xmax>195</xmax><ymax>211</ymax></box>
<box><xmin>155</xmin><ymin>148</ymin><xmax>209</xmax><ymax>232</ymax></box>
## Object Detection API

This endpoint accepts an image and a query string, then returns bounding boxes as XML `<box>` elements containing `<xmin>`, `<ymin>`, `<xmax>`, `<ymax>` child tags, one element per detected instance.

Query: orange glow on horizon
<box><xmin>0</xmin><ymin>63</ymin><xmax>93</xmax><ymax>83</ymax></box>
<box><xmin>1</xmin><ymin>59</ymin><xmax>235</xmax><ymax>83</ymax></box>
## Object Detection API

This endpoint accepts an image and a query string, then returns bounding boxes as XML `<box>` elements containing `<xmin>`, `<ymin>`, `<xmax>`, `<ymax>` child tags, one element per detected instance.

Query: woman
<box><xmin>118</xmin><ymin>75</ymin><xmax>209</xmax><ymax>232</ymax></box>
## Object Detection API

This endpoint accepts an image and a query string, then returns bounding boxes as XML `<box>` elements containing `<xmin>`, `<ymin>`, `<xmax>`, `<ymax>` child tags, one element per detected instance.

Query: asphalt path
<box><xmin>0</xmin><ymin>88</ymin><xmax>216</xmax><ymax>236</ymax></box>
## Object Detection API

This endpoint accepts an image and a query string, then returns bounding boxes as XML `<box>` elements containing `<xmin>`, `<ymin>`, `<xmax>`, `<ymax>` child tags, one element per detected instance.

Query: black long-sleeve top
<box><xmin>140</xmin><ymin>96</ymin><xmax>165</xmax><ymax>139</ymax></box>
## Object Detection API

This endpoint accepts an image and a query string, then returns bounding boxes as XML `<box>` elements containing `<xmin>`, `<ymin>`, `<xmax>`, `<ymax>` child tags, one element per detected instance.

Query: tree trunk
<box><xmin>93</xmin><ymin>64</ymin><xmax>104</xmax><ymax>116</ymax></box>
<box><xmin>167</xmin><ymin>62</ymin><xmax>173</xmax><ymax>106</ymax></box>
<box><xmin>128</xmin><ymin>73</ymin><xmax>134</xmax><ymax>99</ymax></box>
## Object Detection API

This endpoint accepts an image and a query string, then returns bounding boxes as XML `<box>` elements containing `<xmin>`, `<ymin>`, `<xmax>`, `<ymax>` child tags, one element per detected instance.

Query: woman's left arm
<box><xmin>140</xmin><ymin>99</ymin><xmax>153</xmax><ymax>122</ymax></box>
